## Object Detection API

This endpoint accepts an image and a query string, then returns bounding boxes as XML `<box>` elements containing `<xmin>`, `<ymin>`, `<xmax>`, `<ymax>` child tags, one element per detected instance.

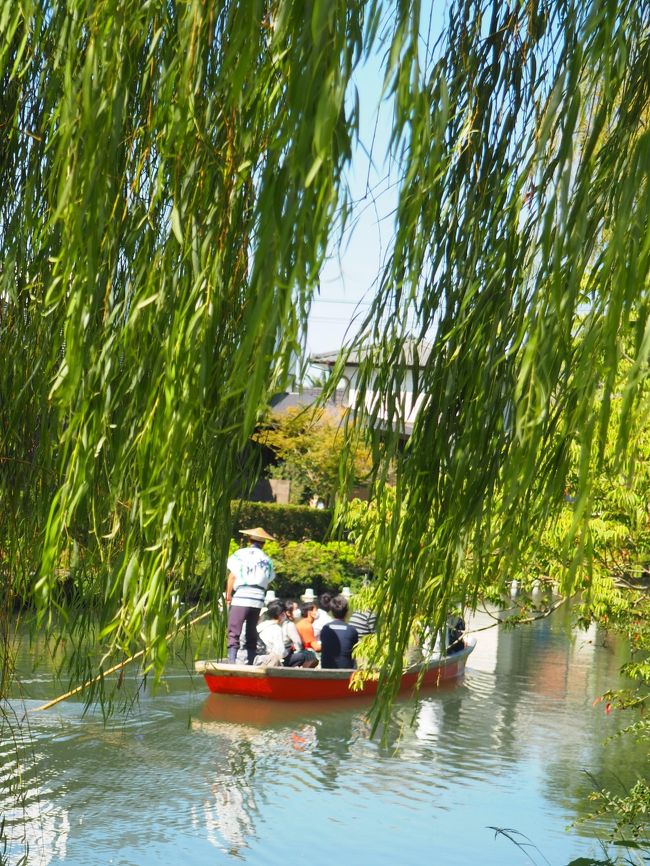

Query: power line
<box><xmin>311</xmin><ymin>297</ymin><xmax>372</xmax><ymax>305</ymax></box>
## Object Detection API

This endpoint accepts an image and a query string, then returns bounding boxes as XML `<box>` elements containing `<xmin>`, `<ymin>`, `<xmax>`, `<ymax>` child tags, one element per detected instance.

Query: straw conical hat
<box><xmin>240</xmin><ymin>526</ymin><xmax>275</xmax><ymax>542</ymax></box>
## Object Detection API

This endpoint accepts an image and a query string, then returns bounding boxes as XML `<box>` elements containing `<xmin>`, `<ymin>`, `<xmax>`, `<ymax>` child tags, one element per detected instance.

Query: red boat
<box><xmin>195</xmin><ymin>637</ymin><xmax>475</xmax><ymax>701</ymax></box>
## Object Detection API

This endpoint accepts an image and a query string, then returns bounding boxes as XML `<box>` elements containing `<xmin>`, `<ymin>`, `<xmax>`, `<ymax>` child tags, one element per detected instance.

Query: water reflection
<box><xmin>1</xmin><ymin>708</ymin><xmax>71</xmax><ymax>865</ymax></box>
<box><xmin>165</xmin><ymin>612</ymin><xmax>640</xmax><ymax>864</ymax></box>
<box><xmin>193</xmin><ymin>731</ymin><xmax>260</xmax><ymax>856</ymax></box>
<box><xmin>192</xmin><ymin>693</ymin><xmax>368</xmax><ymax>854</ymax></box>
<box><xmin>2</xmin><ymin>607</ymin><xmax>645</xmax><ymax>866</ymax></box>
<box><xmin>191</xmin><ymin>699</ymin><xmax>311</xmax><ymax>854</ymax></box>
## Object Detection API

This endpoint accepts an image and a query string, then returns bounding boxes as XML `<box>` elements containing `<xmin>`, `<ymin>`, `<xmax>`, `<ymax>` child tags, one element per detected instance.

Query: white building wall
<box><xmin>341</xmin><ymin>366</ymin><xmax>424</xmax><ymax>427</ymax></box>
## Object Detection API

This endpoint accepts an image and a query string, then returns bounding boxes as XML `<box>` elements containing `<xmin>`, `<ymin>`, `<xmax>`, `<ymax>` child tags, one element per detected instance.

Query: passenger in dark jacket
<box><xmin>320</xmin><ymin>594</ymin><xmax>359</xmax><ymax>669</ymax></box>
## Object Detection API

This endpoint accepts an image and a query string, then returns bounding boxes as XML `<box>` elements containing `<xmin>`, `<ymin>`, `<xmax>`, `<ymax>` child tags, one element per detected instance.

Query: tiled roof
<box><xmin>310</xmin><ymin>337</ymin><xmax>432</xmax><ymax>368</ymax></box>
<box><xmin>268</xmin><ymin>388</ymin><xmax>342</xmax><ymax>414</ymax></box>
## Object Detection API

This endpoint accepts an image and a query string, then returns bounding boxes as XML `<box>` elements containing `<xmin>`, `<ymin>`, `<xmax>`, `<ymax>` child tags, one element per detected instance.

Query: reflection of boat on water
<box><xmin>197</xmin><ymin>691</ymin><xmax>373</xmax><ymax>727</ymax></box>
<box><xmin>195</xmin><ymin>637</ymin><xmax>476</xmax><ymax>701</ymax></box>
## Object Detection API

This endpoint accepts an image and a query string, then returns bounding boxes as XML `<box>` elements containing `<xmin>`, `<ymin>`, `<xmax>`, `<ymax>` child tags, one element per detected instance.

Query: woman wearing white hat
<box><xmin>225</xmin><ymin>527</ymin><xmax>276</xmax><ymax>664</ymax></box>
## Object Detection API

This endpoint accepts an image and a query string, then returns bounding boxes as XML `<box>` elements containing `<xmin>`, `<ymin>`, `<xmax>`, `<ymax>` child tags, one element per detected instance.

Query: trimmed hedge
<box><xmin>231</xmin><ymin>500</ymin><xmax>333</xmax><ymax>542</ymax></box>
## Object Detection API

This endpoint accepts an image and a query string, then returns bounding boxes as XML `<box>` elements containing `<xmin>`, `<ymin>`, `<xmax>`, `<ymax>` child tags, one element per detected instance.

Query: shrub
<box><xmin>263</xmin><ymin>539</ymin><xmax>372</xmax><ymax>599</ymax></box>
<box><xmin>231</xmin><ymin>500</ymin><xmax>332</xmax><ymax>542</ymax></box>
<box><xmin>221</xmin><ymin>537</ymin><xmax>372</xmax><ymax>600</ymax></box>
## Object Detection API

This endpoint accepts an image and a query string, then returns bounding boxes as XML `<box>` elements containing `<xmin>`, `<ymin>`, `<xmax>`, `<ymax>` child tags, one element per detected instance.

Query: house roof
<box><xmin>268</xmin><ymin>387</ymin><xmax>342</xmax><ymax>415</ymax></box>
<box><xmin>310</xmin><ymin>337</ymin><xmax>433</xmax><ymax>369</ymax></box>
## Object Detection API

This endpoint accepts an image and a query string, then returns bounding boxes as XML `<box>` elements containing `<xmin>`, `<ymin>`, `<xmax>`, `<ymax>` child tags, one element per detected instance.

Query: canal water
<box><xmin>2</xmin><ymin>607</ymin><xmax>646</xmax><ymax>866</ymax></box>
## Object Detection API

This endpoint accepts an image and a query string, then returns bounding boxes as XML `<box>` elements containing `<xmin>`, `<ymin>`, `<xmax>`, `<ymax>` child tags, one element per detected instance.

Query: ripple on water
<box><xmin>2</xmin><ymin>616</ymin><xmax>643</xmax><ymax>866</ymax></box>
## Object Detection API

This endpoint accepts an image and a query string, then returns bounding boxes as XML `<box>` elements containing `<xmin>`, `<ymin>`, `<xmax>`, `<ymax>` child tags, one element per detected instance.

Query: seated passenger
<box><xmin>258</xmin><ymin>602</ymin><xmax>317</xmax><ymax>668</ymax></box>
<box><xmin>320</xmin><ymin>594</ymin><xmax>359</xmax><ymax>669</ymax></box>
<box><xmin>446</xmin><ymin>615</ymin><xmax>466</xmax><ymax>654</ymax></box>
<box><xmin>282</xmin><ymin>601</ymin><xmax>317</xmax><ymax>667</ymax></box>
<box><xmin>282</xmin><ymin>600</ymin><xmax>303</xmax><ymax>650</ymax></box>
<box><xmin>312</xmin><ymin>592</ymin><xmax>333</xmax><ymax>639</ymax></box>
<box><xmin>237</xmin><ymin>621</ymin><xmax>281</xmax><ymax>666</ymax></box>
<box><xmin>296</xmin><ymin>602</ymin><xmax>322</xmax><ymax>651</ymax></box>
<box><xmin>347</xmin><ymin>608</ymin><xmax>377</xmax><ymax>636</ymax></box>
<box><xmin>285</xmin><ymin>599</ymin><xmax>302</xmax><ymax>622</ymax></box>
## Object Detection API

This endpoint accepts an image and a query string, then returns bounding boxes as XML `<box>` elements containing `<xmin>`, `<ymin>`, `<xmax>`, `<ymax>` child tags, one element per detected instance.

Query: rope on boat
<box><xmin>33</xmin><ymin>609</ymin><xmax>213</xmax><ymax>712</ymax></box>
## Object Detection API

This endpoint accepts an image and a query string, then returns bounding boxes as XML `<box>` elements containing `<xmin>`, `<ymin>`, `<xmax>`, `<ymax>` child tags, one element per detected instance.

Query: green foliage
<box><xmin>231</xmin><ymin>500</ymin><xmax>333</xmax><ymax>542</ymax></box>
<box><xmin>0</xmin><ymin>0</ymin><xmax>647</xmax><ymax>705</ymax></box>
<box><xmin>0</xmin><ymin>0</ymin><xmax>368</xmax><ymax>682</ymax></box>
<box><xmin>492</xmin><ymin>390</ymin><xmax>650</xmax><ymax>852</ymax></box>
<box><xmin>584</xmin><ymin>589</ymin><xmax>650</xmax><ymax>849</ymax></box>
<box><xmin>265</xmin><ymin>539</ymin><xmax>371</xmax><ymax>598</ymax></box>
<box><xmin>255</xmin><ymin>406</ymin><xmax>372</xmax><ymax>505</ymax></box>
<box><xmin>339</xmin><ymin>490</ymin><xmax>396</xmax><ymax>554</ymax></box>
<box><xmin>0</xmin><ymin>4</ymin><xmax>649</xmax><ymax>849</ymax></box>
<box><xmin>0</xmin><ymin>5</ymin><xmax>647</xmax><ymax>859</ymax></box>
<box><xmin>342</xmin><ymin>386</ymin><xmax>650</xmax><ymax>841</ymax></box>
<box><xmin>334</xmin><ymin>0</ymin><xmax>650</xmax><ymax>711</ymax></box>
<box><xmin>224</xmin><ymin>536</ymin><xmax>371</xmax><ymax>599</ymax></box>
<box><xmin>267</xmin><ymin>462</ymin><xmax>308</xmax><ymax>505</ymax></box>
<box><xmin>585</xmin><ymin>779</ymin><xmax>650</xmax><ymax>846</ymax></box>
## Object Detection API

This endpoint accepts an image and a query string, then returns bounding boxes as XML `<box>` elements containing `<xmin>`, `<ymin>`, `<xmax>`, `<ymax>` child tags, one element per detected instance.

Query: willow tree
<box><xmin>337</xmin><ymin>0</ymin><xmax>650</xmax><ymax>699</ymax></box>
<box><xmin>0</xmin><ymin>0</ymin><xmax>368</xmax><ymax>676</ymax></box>
<box><xmin>1</xmin><ymin>0</ymin><xmax>649</xmax><ymax>695</ymax></box>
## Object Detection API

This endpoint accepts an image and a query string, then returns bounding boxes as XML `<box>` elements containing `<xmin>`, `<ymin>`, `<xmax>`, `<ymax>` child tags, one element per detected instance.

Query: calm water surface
<box><xmin>2</xmin><ymin>607</ymin><xmax>646</xmax><ymax>866</ymax></box>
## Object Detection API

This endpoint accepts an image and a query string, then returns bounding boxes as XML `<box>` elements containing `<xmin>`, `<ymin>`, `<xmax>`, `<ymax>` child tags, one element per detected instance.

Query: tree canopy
<box><xmin>1</xmin><ymin>0</ymin><xmax>367</xmax><ymax>663</ymax></box>
<box><xmin>1</xmin><ymin>0</ymin><xmax>649</xmax><ymax>698</ymax></box>
<box><xmin>255</xmin><ymin>406</ymin><xmax>372</xmax><ymax>505</ymax></box>
<box><xmin>335</xmin><ymin>0</ymin><xmax>650</xmax><ymax>697</ymax></box>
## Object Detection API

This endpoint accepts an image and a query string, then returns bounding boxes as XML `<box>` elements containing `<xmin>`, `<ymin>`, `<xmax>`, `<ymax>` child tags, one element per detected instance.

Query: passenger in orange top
<box><xmin>296</xmin><ymin>602</ymin><xmax>321</xmax><ymax>652</ymax></box>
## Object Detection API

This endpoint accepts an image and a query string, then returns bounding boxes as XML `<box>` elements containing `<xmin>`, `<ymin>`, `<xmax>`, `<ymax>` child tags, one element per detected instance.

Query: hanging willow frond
<box><xmin>0</xmin><ymin>0</ymin><xmax>369</xmax><ymax>672</ymax></box>
<box><xmin>345</xmin><ymin>0</ymin><xmax>650</xmax><ymax>706</ymax></box>
<box><xmin>1</xmin><ymin>0</ymin><xmax>649</xmax><ymax>713</ymax></box>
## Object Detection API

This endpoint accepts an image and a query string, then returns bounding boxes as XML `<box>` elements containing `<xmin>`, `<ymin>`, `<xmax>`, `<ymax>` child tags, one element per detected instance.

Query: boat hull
<box><xmin>195</xmin><ymin>638</ymin><xmax>475</xmax><ymax>701</ymax></box>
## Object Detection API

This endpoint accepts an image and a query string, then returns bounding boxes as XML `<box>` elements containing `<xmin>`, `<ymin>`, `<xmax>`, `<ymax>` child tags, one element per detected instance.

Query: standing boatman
<box><xmin>225</xmin><ymin>527</ymin><xmax>276</xmax><ymax>664</ymax></box>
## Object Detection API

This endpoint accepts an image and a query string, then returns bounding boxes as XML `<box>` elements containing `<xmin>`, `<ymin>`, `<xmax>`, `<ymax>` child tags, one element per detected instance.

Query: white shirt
<box><xmin>257</xmin><ymin>620</ymin><xmax>286</xmax><ymax>657</ymax></box>
<box><xmin>312</xmin><ymin>608</ymin><xmax>332</xmax><ymax>638</ymax></box>
<box><xmin>283</xmin><ymin>620</ymin><xmax>303</xmax><ymax>651</ymax></box>
<box><xmin>227</xmin><ymin>546</ymin><xmax>275</xmax><ymax>608</ymax></box>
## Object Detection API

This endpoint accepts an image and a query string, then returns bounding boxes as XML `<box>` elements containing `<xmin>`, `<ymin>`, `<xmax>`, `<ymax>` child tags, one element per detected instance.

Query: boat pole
<box><xmin>33</xmin><ymin>609</ymin><xmax>213</xmax><ymax>712</ymax></box>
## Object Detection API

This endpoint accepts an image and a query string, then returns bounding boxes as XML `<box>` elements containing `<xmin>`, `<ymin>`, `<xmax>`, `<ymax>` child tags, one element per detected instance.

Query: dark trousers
<box><xmin>283</xmin><ymin>649</ymin><xmax>318</xmax><ymax>668</ymax></box>
<box><xmin>227</xmin><ymin>605</ymin><xmax>260</xmax><ymax>664</ymax></box>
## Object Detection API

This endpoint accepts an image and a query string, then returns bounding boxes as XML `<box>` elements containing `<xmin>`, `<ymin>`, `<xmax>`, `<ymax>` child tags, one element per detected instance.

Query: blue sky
<box><xmin>305</xmin><ymin>1</ymin><xmax>445</xmax><ymax>364</ymax></box>
<box><xmin>305</xmin><ymin>47</ymin><xmax>396</xmax><ymax>359</ymax></box>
